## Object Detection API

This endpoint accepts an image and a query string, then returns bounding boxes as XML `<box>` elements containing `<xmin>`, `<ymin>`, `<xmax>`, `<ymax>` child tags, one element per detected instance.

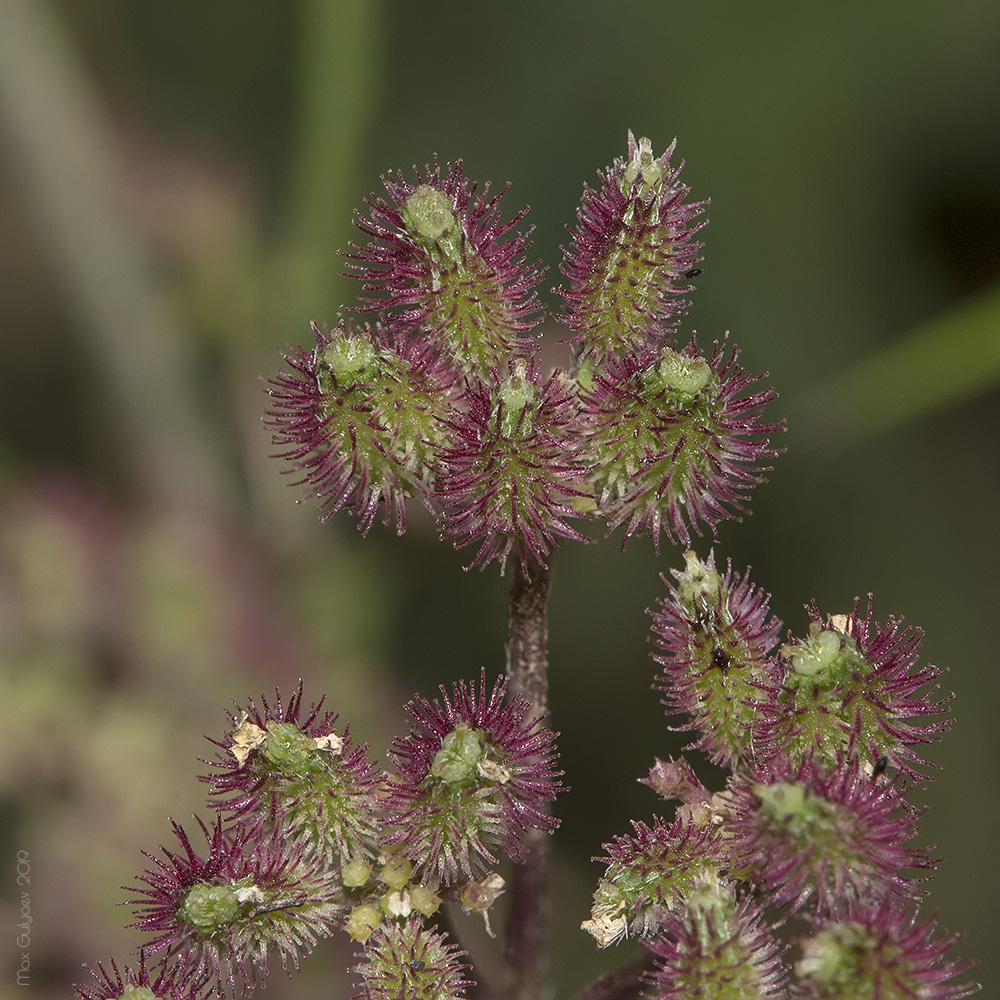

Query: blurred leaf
<box><xmin>279</xmin><ymin>0</ymin><xmax>385</xmax><ymax>333</ymax></box>
<box><xmin>793</xmin><ymin>282</ymin><xmax>1000</xmax><ymax>448</ymax></box>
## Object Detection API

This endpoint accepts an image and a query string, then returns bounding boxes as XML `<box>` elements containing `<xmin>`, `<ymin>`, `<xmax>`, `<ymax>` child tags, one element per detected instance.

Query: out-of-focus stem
<box><xmin>569</xmin><ymin>949</ymin><xmax>655</xmax><ymax>1000</ymax></box>
<box><xmin>0</xmin><ymin>0</ymin><xmax>231</xmax><ymax>512</ymax></box>
<box><xmin>504</xmin><ymin>557</ymin><xmax>553</xmax><ymax>1000</ymax></box>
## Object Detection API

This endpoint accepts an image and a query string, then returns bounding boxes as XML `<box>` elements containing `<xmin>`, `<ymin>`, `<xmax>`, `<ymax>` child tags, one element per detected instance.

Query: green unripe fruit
<box><xmin>380</xmin><ymin>855</ymin><xmax>413</xmax><ymax>890</ymax></box>
<box><xmin>796</xmin><ymin>923</ymin><xmax>879</xmax><ymax>996</ymax></box>
<box><xmin>321</xmin><ymin>337</ymin><xmax>377</xmax><ymax>380</ymax></box>
<box><xmin>346</xmin><ymin>903</ymin><xmax>381</xmax><ymax>943</ymax></box>
<box><xmin>657</xmin><ymin>349</ymin><xmax>712</xmax><ymax>397</ymax></box>
<box><xmin>783</xmin><ymin>623</ymin><xmax>867</xmax><ymax>692</ymax></box>
<box><xmin>409</xmin><ymin>885</ymin><xmax>442</xmax><ymax>916</ymax></box>
<box><xmin>342</xmin><ymin>858</ymin><xmax>373</xmax><ymax>887</ymax></box>
<box><xmin>674</xmin><ymin>551</ymin><xmax>724</xmax><ymax>608</ymax></box>
<box><xmin>263</xmin><ymin>721</ymin><xmax>321</xmax><ymax>775</ymax></box>
<box><xmin>754</xmin><ymin>781</ymin><xmax>807</xmax><ymax>823</ymax></box>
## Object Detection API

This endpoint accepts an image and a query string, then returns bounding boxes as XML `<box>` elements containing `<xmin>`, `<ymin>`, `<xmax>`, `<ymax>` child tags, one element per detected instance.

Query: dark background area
<box><xmin>1</xmin><ymin>1</ymin><xmax>997</xmax><ymax>996</ymax></box>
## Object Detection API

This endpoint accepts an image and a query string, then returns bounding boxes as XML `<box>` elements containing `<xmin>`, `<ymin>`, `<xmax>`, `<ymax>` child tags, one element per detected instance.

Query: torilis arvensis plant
<box><xmin>78</xmin><ymin>134</ymin><xmax>978</xmax><ymax>1000</ymax></box>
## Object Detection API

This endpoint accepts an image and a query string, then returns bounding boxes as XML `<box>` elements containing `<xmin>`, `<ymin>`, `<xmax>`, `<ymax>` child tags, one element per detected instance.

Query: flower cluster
<box><xmin>584</xmin><ymin>549</ymin><xmax>975</xmax><ymax>999</ymax></box>
<box><xmin>267</xmin><ymin>133</ymin><xmax>782</xmax><ymax>571</ymax></box>
<box><xmin>77</xmin><ymin>673</ymin><xmax>561</xmax><ymax>999</ymax></box>
<box><xmin>77</xmin><ymin>140</ymin><xmax>976</xmax><ymax>1000</ymax></box>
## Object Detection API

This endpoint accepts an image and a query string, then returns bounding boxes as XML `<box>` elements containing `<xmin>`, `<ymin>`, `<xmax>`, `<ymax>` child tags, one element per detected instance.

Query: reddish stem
<box><xmin>504</xmin><ymin>556</ymin><xmax>552</xmax><ymax>1000</ymax></box>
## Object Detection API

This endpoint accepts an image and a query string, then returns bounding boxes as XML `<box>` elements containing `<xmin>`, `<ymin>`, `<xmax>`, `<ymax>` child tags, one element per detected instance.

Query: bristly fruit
<box><xmin>434</xmin><ymin>359</ymin><xmax>592</xmax><ymax>572</ymax></box>
<box><xmin>345</xmin><ymin>158</ymin><xmax>544</xmax><ymax>379</ymax></box>
<box><xmin>558</xmin><ymin>132</ymin><xmax>707</xmax><ymax>360</ymax></box>
<box><xmin>756</xmin><ymin>601</ymin><xmax>953</xmax><ymax>780</ymax></box>
<box><xmin>725</xmin><ymin>753</ymin><xmax>929</xmax><ymax>916</ymax></box>
<box><xmin>644</xmin><ymin>894</ymin><xmax>789</xmax><ymax>1000</ymax></box>
<box><xmin>579</xmin><ymin>339</ymin><xmax>782</xmax><ymax>550</ymax></box>
<box><xmin>381</xmin><ymin>670</ymin><xmax>563</xmax><ymax>881</ymax></box>
<box><xmin>650</xmin><ymin>551</ymin><xmax>783</xmax><ymax>767</ymax></box>
<box><xmin>795</xmin><ymin>904</ymin><xmax>978</xmax><ymax>1000</ymax></box>
<box><xmin>201</xmin><ymin>684</ymin><xmax>382</xmax><ymax>865</ymax></box>
<box><xmin>75</xmin><ymin>953</ymin><xmax>211</xmax><ymax>1000</ymax></box>
<box><xmin>354</xmin><ymin>916</ymin><xmax>473</xmax><ymax>1000</ymax></box>
<box><xmin>266</xmin><ymin>320</ymin><xmax>453</xmax><ymax>534</ymax></box>
<box><xmin>583</xmin><ymin>814</ymin><xmax>726</xmax><ymax>947</ymax></box>
<box><xmin>123</xmin><ymin>817</ymin><xmax>343</xmax><ymax>997</ymax></box>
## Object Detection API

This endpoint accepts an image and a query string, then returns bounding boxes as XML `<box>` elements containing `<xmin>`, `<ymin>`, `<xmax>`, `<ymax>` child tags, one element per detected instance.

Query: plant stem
<box><xmin>506</xmin><ymin>557</ymin><xmax>552</xmax><ymax>716</ymax></box>
<box><xmin>504</xmin><ymin>557</ymin><xmax>553</xmax><ymax>1000</ymax></box>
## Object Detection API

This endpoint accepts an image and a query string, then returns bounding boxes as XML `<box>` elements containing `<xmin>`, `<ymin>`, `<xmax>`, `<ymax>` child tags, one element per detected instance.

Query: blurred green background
<box><xmin>1</xmin><ymin>1</ymin><xmax>997</xmax><ymax>997</ymax></box>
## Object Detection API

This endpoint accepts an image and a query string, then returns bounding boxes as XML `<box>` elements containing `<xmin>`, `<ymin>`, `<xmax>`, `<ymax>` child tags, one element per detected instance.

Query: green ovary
<box><xmin>402</xmin><ymin>186</ymin><xmax>457</xmax><ymax>245</ymax></box>
<box><xmin>420</xmin><ymin>255</ymin><xmax>518</xmax><ymax>377</ymax></box>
